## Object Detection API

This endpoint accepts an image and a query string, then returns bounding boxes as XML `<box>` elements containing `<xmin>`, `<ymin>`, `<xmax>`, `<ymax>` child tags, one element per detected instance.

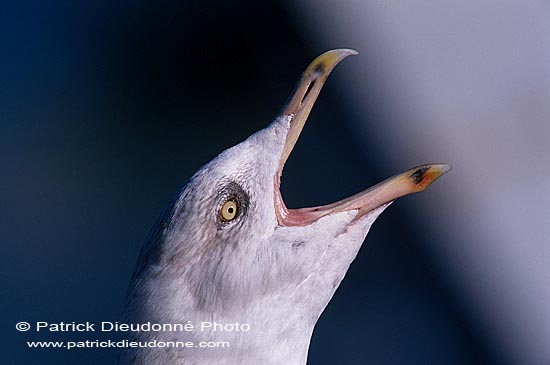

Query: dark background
<box><xmin>2</xmin><ymin>1</ymin><xmax>498</xmax><ymax>364</ymax></box>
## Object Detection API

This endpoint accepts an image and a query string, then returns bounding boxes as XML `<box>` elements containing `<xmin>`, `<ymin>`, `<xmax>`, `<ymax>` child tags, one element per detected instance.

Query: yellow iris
<box><xmin>220</xmin><ymin>200</ymin><xmax>238</xmax><ymax>222</ymax></box>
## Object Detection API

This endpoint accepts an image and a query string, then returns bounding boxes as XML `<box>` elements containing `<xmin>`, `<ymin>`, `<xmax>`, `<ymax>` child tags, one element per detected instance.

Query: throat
<box><xmin>122</xmin><ymin>278</ymin><xmax>317</xmax><ymax>364</ymax></box>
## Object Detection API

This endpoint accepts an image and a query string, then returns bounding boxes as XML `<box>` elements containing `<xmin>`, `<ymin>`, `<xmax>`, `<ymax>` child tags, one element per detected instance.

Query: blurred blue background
<box><xmin>2</xmin><ymin>1</ymin><xmax>548</xmax><ymax>364</ymax></box>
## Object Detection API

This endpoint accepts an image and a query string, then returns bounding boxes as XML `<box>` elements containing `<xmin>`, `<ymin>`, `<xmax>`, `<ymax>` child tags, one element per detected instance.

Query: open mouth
<box><xmin>274</xmin><ymin>49</ymin><xmax>451</xmax><ymax>227</ymax></box>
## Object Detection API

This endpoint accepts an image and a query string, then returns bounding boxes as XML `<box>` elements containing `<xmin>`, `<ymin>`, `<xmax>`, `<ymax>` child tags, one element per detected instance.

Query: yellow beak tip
<box><xmin>305</xmin><ymin>49</ymin><xmax>358</xmax><ymax>76</ymax></box>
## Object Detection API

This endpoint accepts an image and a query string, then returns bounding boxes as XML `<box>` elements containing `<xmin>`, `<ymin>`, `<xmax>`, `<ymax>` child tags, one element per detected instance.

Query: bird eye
<box><xmin>220</xmin><ymin>199</ymin><xmax>239</xmax><ymax>222</ymax></box>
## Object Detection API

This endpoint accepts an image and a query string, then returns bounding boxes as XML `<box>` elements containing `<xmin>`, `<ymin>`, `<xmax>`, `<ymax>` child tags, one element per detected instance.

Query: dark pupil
<box><xmin>228</xmin><ymin>207</ymin><xmax>234</xmax><ymax>214</ymax></box>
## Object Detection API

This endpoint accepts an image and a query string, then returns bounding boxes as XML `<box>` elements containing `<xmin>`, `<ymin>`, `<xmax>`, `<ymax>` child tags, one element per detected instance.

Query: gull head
<box><xmin>121</xmin><ymin>49</ymin><xmax>451</xmax><ymax>364</ymax></box>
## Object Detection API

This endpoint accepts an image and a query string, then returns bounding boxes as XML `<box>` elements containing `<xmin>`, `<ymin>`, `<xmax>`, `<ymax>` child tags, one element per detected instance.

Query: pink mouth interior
<box><xmin>274</xmin><ymin>183</ymin><xmax>325</xmax><ymax>226</ymax></box>
<box><xmin>273</xmin><ymin>163</ymin><xmax>443</xmax><ymax>227</ymax></box>
<box><xmin>273</xmin><ymin>172</ymin><xmax>362</xmax><ymax>227</ymax></box>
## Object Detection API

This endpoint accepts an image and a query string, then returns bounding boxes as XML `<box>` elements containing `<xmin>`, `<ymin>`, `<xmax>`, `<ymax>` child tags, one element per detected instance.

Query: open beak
<box><xmin>274</xmin><ymin>49</ymin><xmax>451</xmax><ymax>227</ymax></box>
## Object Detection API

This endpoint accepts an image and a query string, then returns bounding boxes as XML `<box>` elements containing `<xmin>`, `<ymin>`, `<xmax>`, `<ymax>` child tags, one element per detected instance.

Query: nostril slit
<box><xmin>303</xmin><ymin>80</ymin><xmax>316</xmax><ymax>103</ymax></box>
